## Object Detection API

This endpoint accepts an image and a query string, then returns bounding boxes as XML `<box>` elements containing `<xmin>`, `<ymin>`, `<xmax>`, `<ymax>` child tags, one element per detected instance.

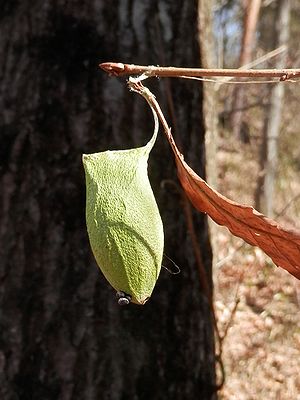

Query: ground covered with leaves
<box><xmin>215</xmin><ymin>136</ymin><xmax>300</xmax><ymax>399</ymax></box>
<box><xmin>216</xmin><ymin>236</ymin><xmax>300</xmax><ymax>399</ymax></box>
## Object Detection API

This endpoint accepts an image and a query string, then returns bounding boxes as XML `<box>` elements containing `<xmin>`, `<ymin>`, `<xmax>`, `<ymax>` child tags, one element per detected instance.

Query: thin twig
<box><xmin>177</xmin><ymin>76</ymin><xmax>285</xmax><ymax>84</ymax></box>
<box><xmin>227</xmin><ymin>45</ymin><xmax>287</xmax><ymax>72</ymax></box>
<box><xmin>275</xmin><ymin>193</ymin><xmax>300</xmax><ymax>218</ymax></box>
<box><xmin>100</xmin><ymin>62</ymin><xmax>300</xmax><ymax>81</ymax></box>
<box><xmin>182</xmin><ymin>194</ymin><xmax>212</xmax><ymax>298</ymax></box>
<box><xmin>219</xmin><ymin>291</ymin><xmax>240</xmax><ymax>342</ymax></box>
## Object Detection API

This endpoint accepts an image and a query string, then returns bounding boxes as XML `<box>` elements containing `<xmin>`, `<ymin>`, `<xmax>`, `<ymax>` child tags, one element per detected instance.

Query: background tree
<box><xmin>0</xmin><ymin>1</ymin><xmax>216</xmax><ymax>399</ymax></box>
<box><xmin>231</xmin><ymin>0</ymin><xmax>261</xmax><ymax>141</ymax></box>
<box><xmin>255</xmin><ymin>0</ymin><xmax>290</xmax><ymax>216</ymax></box>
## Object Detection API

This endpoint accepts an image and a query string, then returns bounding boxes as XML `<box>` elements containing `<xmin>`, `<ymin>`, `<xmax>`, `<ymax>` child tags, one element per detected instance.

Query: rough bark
<box><xmin>0</xmin><ymin>1</ymin><xmax>215</xmax><ymax>400</ymax></box>
<box><xmin>255</xmin><ymin>0</ymin><xmax>290</xmax><ymax>216</ymax></box>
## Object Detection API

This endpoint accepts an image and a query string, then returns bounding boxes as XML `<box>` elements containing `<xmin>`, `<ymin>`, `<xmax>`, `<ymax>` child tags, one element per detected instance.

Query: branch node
<box><xmin>280</xmin><ymin>73</ymin><xmax>288</xmax><ymax>81</ymax></box>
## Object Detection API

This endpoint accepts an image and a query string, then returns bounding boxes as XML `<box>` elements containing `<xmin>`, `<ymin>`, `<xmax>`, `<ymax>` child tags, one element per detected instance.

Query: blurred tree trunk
<box><xmin>231</xmin><ymin>0</ymin><xmax>261</xmax><ymax>140</ymax></box>
<box><xmin>0</xmin><ymin>1</ymin><xmax>216</xmax><ymax>400</ymax></box>
<box><xmin>197</xmin><ymin>0</ymin><xmax>219</xmax><ymax>270</ymax></box>
<box><xmin>255</xmin><ymin>0</ymin><xmax>290</xmax><ymax>216</ymax></box>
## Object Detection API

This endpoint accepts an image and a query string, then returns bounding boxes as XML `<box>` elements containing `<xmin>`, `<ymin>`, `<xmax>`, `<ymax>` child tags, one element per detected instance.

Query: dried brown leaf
<box><xmin>130</xmin><ymin>79</ymin><xmax>300</xmax><ymax>280</ymax></box>
<box><xmin>173</xmin><ymin>145</ymin><xmax>300</xmax><ymax>280</ymax></box>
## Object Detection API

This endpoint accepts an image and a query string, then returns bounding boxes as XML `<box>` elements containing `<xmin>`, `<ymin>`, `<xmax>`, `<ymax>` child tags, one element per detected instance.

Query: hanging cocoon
<box><xmin>83</xmin><ymin>111</ymin><xmax>164</xmax><ymax>305</ymax></box>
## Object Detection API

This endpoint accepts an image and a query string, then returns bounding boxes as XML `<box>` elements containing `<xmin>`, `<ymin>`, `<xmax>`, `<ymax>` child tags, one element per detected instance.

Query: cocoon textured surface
<box><xmin>83</xmin><ymin>120</ymin><xmax>163</xmax><ymax>305</ymax></box>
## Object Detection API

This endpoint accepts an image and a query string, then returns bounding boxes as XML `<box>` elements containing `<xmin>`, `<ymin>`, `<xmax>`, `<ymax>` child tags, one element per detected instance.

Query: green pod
<box><xmin>82</xmin><ymin>114</ymin><xmax>163</xmax><ymax>305</ymax></box>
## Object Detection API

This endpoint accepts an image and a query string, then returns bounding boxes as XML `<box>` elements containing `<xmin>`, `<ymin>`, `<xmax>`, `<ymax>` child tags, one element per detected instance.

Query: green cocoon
<box><xmin>83</xmin><ymin>114</ymin><xmax>163</xmax><ymax>305</ymax></box>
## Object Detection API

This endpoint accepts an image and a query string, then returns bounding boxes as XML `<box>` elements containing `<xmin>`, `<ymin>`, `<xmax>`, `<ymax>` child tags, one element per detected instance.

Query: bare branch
<box><xmin>100</xmin><ymin>62</ymin><xmax>300</xmax><ymax>81</ymax></box>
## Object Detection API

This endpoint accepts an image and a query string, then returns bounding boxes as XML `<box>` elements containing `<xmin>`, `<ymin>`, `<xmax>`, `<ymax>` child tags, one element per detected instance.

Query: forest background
<box><xmin>212</xmin><ymin>1</ymin><xmax>300</xmax><ymax>398</ymax></box>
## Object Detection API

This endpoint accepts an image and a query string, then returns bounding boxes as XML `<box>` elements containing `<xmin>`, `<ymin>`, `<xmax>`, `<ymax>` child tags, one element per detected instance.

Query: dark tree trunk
<box><xmin>0</xmin><ymin>1</ymin><xmax>215</xmax><ymax>399</ymax></box>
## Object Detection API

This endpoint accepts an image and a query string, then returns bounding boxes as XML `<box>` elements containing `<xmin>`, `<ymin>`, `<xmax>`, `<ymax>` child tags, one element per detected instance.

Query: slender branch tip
<box><xmin>99</xmin><ymin>62</ymin><xmax>125</xmax><ymax>76</ymax></box>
